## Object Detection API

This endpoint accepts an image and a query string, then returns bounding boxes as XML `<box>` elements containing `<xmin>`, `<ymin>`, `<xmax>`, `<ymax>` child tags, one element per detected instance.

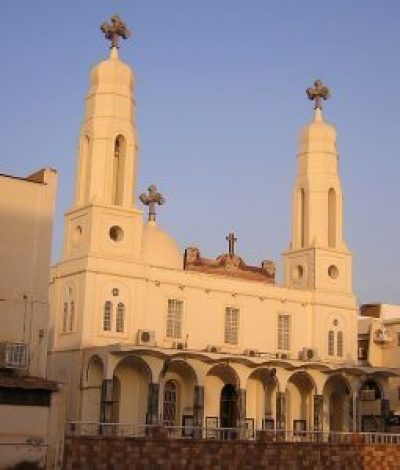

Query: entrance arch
<box><xmin>247</xmin><ymin>368</ymin><xmax>278</xmax><ymax>429</ymax></box>
<box><xmin>323</xmin><ymin>375</ymin><xmax>351</xmax><ymax>431</ymax></box>
<box><xmin>286</xmin><ymin>371</ymin><xmax>315</xmax><ymax>431</ymax></box>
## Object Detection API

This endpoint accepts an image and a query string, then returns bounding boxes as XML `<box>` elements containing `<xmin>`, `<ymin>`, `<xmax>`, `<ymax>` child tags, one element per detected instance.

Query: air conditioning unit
<box><xmin>360</xmin><ymin>389</ymin><xmax>376</xmax><ymax>401</ymax></box>
<box><xmin>0</xmin><ymin>342</ymin><xmax>28</xmax><ymax>369</ymax></box>
<box><xmin>173</xmin><ymin>341</ymin><xmax>185</xmax><ymax>350</ymax></box>
<box><xmin>206</xmin><ymin>345</ymin><xmax>221</xmax><ymax>353</ymax></box>
<box><xmin>243</xmin><ymin>349</ymin><xmax>260</xmax><ymax>357</ymax></box>
<box><xmin>137</xmin><ymin>329</ymin><xmax>156</xmax><ymax>347</ymax></box>
<box><xmin>276</xmin><ymin>352</ymin><xmax>290</xmax><ymax>359</ymax></box>
<box><xmin>298</xmin><ymin>348</ymin><xmax>317</xmax><ymax>361</ymax></box>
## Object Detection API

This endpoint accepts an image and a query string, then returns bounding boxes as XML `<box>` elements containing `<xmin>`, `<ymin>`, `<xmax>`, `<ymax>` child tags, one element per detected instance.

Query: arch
<box><xmin>220</xmin><ymin>383</ymin><xmax>238</xmax><ymax>428</ymax></box>
<box><xmin>112</xmin><ymin>134</ymin><xmax>126</xmax><ymax>205</ymax></box>
<box><xmin>160</xmin><ymin>359</ymin><xmax>198</xmax><ymax>385</ymax></box>
<box><xmin>81</xmin><ymin>355</ymin><xmax>104</xmax><ymax>422</ymax></box>
<box><xmin>328</xmin><ymin>188</ymin><xmax>336</xmax><ymax>247</ymax></box>
<box><xmin>323</xmin><ymin>374</ymin><xmax>351</xmax><ymax>431</ymax></box>
<box><xmin>247</xmin><ymin>368</ymin><xmax>279</xmax><ymax>429</ymax></box>
<box><xmin>112</xmin><ymin>355</ymin><xmax>153</xmax><ymax>426</ymax></box>
<box><xmin>207</xmin><ymin>363</ymin><xmax>240</xmax><ymax>387</ymax></box>
<box><xmin>286</xmin><ymin>371</ymin><xmax>316</xmax><ymax>431</ymax></box>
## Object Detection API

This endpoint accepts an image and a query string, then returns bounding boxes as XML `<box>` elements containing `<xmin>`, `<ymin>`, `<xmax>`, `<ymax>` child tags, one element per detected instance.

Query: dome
<box><xmin>142</xmin><ymin>221</ymin><xmax>182</xmax><ymax>269</ymax></box>
<box><xmin>89</xmin><ymin>48</ymin><xmax>134</xmax><ymax>97</ymax></box>
<box><xmin>299</xmin><ymin>109</ymin><xmax>337</xmax><ymax>154</ymax></box>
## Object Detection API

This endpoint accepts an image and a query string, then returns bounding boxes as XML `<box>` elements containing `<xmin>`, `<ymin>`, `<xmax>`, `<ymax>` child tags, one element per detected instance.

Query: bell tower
<box><xmin>283</xmin><ymin>80</ymin><xmax>352</xmax><ymax>294</ymax></box>
<box><xmin>63</xmin><ymin>16</ymin><xmax>143</xmax><ymax>261</ymax></box>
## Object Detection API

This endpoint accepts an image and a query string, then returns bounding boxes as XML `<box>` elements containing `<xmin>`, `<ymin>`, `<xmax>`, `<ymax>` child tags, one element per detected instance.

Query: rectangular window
<box><xmin>278</xmin><ymin>314</ymin><xmax>290</xmax><ymax>350</ymax></box>
<box><xmin>225</xmin><ymin>307</ymin><xmax>239</xmax><ymax>345</ymax></box>
<box><xmin>337</xmin><ymin>331</ymin><xmax>343</xmax><ymax>357</ymax></box>
<box><xmin>69</xmin><ymin>301</ymin><xmax>75</xmax><ymax>332</ymax></box>
<box><xmin>103</xmin><ymin>301</ymin><xmax>112</xmax><ymax>332</ymax></box>
<box><xmin>62</xmin><ymin>302</ymin><xmax>68</xmax><ymax>333</ymax></box>
<box><xmin>328</xmin><ymin>331</ymin><xmax>335</xmax><ymax>356</ymax></box>
<box><xmin>166</xmin><ymin>299</ymin><xmax>183</xmax><ymax>339</ymax></box>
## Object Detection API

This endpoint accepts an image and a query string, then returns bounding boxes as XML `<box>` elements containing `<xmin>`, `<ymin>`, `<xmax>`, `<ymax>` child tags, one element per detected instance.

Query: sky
<box><xmin>1</xmin><ymin>1</ymin><xmax>400</xmax><ymax>305</ymax></box>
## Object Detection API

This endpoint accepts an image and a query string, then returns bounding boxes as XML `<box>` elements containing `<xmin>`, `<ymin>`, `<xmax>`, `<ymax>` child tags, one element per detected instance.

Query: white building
<box><xmin>48</xmin><ymin>17</ymin><xmax>397</xmax><ymax>436</ymax></box>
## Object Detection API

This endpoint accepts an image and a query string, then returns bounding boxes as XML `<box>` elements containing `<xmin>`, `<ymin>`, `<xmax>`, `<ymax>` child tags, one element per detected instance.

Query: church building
<box><xmin>48</xmin><ymin>16</ymin><xmax>395</xmax><ymax>436</ymax></box>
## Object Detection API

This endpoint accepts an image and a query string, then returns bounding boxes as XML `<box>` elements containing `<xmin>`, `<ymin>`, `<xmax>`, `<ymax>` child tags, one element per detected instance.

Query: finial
<box><xmin>226</xmin><ymin>232</ymin><xmax>237</xmax><ymax>257</ymax></box>
<box><xmin>100</xmin><ymin>15</ymin><xmax>131</xmax><ymax>49</ymax></box>
<box><xmin>139</xmin><ymin>185</ymin><xmax>165</xmax><ymax>222</ymax></box>
<box><xmin>306</xmin><ymin>79</ymin><xmax>331</xmax><ymax>110</ymax></box>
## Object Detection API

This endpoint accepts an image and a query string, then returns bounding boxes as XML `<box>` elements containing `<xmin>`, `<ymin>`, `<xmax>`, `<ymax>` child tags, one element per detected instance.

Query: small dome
<box><xmin>299</xmin><ymin>109</ymin><xmax>337</xmax><ymax>154</ymax></box>
<box><xmin>142</xmin><ymin>221</ymin><xmax>182</xmax><ymax>269</ymax></box>
<box><xmin>89</xmin><ymin>48</ymin><xmax>134</xmax><ymax>96</ymax></box>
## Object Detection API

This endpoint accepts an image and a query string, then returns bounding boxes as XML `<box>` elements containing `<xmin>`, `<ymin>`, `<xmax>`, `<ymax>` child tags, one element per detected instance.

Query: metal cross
<box><xmin>100</xmin><ymin>15</ymin><xmax>131</xmax><ymax>49</ymax></box>
<box><xmin>306</xmin><ymin>79</ymin><xmax>331</xmax><ymax>110</ymax></box>
<box><xmin>139</xmin><ymin>185</ymin><xmax>165</xmax><ymax>222</ymax></box>
<box><xmin>226</xmin><ymin>232</ymin><xmax>237</xmax><ymax>256</ymax></box>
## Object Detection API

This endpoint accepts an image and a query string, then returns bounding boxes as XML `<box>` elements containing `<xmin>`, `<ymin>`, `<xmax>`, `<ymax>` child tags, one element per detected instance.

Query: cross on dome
<box><xmin>226</xmin><ymin>232</ymin><xmax>237</xmax><ymax>257</ymax></box>
<box><xmin>306</xmin><ymin>79</ymin><xmax>331</xmax><ymax>110</ymax></box>
<box><xmin>139</xmin><ymin>185</ymin><xmax>165</xmax><ymax>222</ymax></box>
<box><xmin>100</xmin><ymin>15</ymin><xmax>131</xmax><ymax>49</ymax></box>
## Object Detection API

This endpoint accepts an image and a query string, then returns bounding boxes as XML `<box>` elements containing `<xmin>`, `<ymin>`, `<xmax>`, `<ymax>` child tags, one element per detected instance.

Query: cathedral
<box><xmin>47</xmin><ymin>16</ymin><xmax>394</xmax><ymax>436</ymax></box>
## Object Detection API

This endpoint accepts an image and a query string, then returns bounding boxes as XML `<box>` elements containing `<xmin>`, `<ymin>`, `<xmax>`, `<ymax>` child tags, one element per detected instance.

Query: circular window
<box><xmin>109</xmin><ymin>225</ymin><xmax>124</xmax><ymax>242</ymax></box>
<box><xmin>328</xmin><ymin>265</ymin><xmax>339</xmax><ymax>279</ymax></box>
<box><xmin>292</xmin><ymin>264</ymin><xmax>304</xmax><ymax>281</ymax></box>
<box><xmin>72</xmin><ymin>225</ymin><xmax>83</xmax><ymax>245</ymax></box>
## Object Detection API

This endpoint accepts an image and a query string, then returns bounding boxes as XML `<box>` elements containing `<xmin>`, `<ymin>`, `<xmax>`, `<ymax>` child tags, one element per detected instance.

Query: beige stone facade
<box><xmin>47</xmin><ymin>39</ymin><xmax>398</xmax><ymax>442</ymax></box>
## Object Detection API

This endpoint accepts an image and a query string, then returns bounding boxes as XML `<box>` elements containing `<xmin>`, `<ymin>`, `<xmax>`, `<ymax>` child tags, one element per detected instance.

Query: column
<box><xmin>276</xmin><ymin>392</ymin><xmax>286</xmax><ymax>430</ymax></box>
<box><xmin>351</xmin><ymin>392</ymin><xmax>360</xmax><ymax>432</ymax></box>
<box><xmin>193</xmin><ymin>385</ymin><xmax>204</xmax><ymax>427</ymax></box>
<box><xmin>100</xmin><ymin>379</ymin><xmax>114</xmax><ymax>423</ymax></box>
<box><xmin>147</xmin><ymin>383</ymin><xmax>160</xmax><ymax>425</ymax></box>
<box><xmin>313</xmin><ymin>394</ymin><xmax>323</xmax><ymax>431</ymax></box>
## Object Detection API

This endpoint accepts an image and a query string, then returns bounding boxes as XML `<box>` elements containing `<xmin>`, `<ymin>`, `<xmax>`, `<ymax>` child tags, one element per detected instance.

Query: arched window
<box><xmin>328</xmin><ymin>330</ymin><xmax>335</xmax><ymax>356</ymax></box>
<box><xmin>69</xmin><ymin>300</ymin><xmax>75</xmax><ymax>332</ymax></box>
<box><xmin>116</xmin><ymin>302</ymin><xmax>125</xmax><ymax>333</ymax></box>
<box><xmin>163</xmin><ymin>380</ymin><xmax>177</xmax><ymax>426</ymax></box>
<box><xmin>300</xmin><ymin>188</ymin><xmax>305</xmax><ymax>248</ymax></box>
<box><xmin>328</xmin><ymin>188</ymin><xmax>336</xmax><ymax>248</ymax></box>
<box><xmin>337</xmin><ymin>331</ymin><xmax>343</xmax><ymax>357</ymax></box>
<box><xmin>103</xmin><ymin>301</ymin><xmax>112</xmax><ymax>331</ymax></box>
<box><xmin>112</xmin><ymin>135</ymin><xmax>126</xmax><ymax>206</ymax></box>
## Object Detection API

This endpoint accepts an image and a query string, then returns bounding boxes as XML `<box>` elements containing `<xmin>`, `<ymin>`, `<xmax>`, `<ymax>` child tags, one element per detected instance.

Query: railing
<box><xmin>66</xmin><ymin>422</ymin><xmax>400</xmax><ymax>444</ymax></box>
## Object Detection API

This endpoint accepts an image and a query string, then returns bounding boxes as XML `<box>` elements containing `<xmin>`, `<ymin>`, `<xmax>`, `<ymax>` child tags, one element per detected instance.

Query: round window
<box><xmin>109</xmin><ymin>225</ymin><xmax>124</xmax><ymax>242</ymax></box>
<box><xmin>292</xmin><ymin>264</ymin><xmax>304</xmax><ymax>281</ymax></box>
<box><xmin>328</xmin><ymin>265</ymin><xmax>339</xmax><ymax>279</ymax></box>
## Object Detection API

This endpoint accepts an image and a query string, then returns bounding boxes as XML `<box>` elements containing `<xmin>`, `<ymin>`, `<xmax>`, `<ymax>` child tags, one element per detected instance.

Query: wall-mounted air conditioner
<box><xmin>206</xmin><ymin>345</ymin><xmax>221</xmax><ymax>353</ymax></box>
<box><xmin>137</xmin><ymin>329</ymin><xmax>156</xmax><ymax>347</ymax></box>
<box><xmin>243</xmin><ymin>349</ymin><xmax>260</xmax><ymax>357</ymax></box>
<box><xmin>298</xmin><ymin>348</ymin><xmax>318</xmax><ymax>361</ymax></box>
<box><xmin>0</xmin><ymin>342</ymin><xmax>28</xmax><ymax>369</ymax></box>
<box><xmin>276</xmin><ymin>352</ymin><xmax>290</xmax><ymax>359</ymax></box>
<box><xmin>173</xmin><ymin>341</ymin><xmax>185</xmax><ymax>350</ymax></box>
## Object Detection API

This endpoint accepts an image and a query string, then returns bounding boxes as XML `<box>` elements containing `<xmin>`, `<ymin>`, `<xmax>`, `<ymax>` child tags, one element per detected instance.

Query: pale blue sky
<box><xmin>1</xmin><ymin>1</ymin><xmax>400</xmax><ymax>304</ymax></box>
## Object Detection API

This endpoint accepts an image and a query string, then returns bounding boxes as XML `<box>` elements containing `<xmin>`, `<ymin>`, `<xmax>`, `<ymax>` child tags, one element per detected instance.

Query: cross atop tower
<box><xmin>100</xmin><ymin>15</ymin><xmax>131</xmax><ymax>49</ymax></box>
<box><xmin>306</xmin><ymin>79</ymin><xmax>331</xmax><ymax>110</ymax></box>
<box><xmin>139</xmin><ymin>185</ymin><xmax>165</xmax><ymax>222</ymax></box>
<box><xmin>226</xmin><ymin>232</ymin><xmax>237</xmax><ymax>257</ymax></box>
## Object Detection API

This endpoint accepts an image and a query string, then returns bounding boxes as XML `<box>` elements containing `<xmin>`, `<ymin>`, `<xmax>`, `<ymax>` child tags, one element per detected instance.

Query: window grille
<box><xmin>116</xmin><ymin>302</ymin><xmax>125</xmax><ymax>333</ymax></box>
<box><xmin>166</xmin><ymin>299</ymin><xmax>183</xmax><ymax>339</ymax></box>
<box><xmin>103</xmin><ymin>301</ymin><xmax>112</xmax><ymax>331</ymax></box>
<box><xmin>337</xmin><ymin>331</ymin><xmax>343</xmax><ymax>357</ymax></box>
<box><xmin>277</xmin><ymin>315</ymin><xmax>290</xmax><ymax>350</ymax></box>
<box><xmin>163</xmin><ymin>380</ymin><xmax>177</xmax><ymax>426</ymax></box>
<box><xmin>328</xmin><ymin>330</ymin><xmax>335</xmax><ymax>356</ymax></box>
<box><xmin>63</xmin><ymin>302</ymin><xmax>68</xmax><ymax>333</ymax></box>
<box><xmin>225</xmin><ymin>307</ymin><xmax>239</xmax><ymax>344</ymax></box>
